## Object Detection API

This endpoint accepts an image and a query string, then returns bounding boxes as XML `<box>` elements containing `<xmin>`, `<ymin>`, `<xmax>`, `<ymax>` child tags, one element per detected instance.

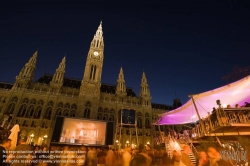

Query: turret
<box><xmin>14</xmin><ymin>51</ymin><xmax>38</xmax><ymax>89</ymax></box>
<box><xmin>50</xmin><ymin>56</ymin><xmax>66</xmax><ymax>93</ymax></box>
<box><xmin>140</xmin><ymin>72</ymin><xmax>152</xmax><ymax>106</ymax></box>
<box><xmin>116</xmin><ymin>67</ymin><xmax>127</xmax><ymax>96</ymax></box>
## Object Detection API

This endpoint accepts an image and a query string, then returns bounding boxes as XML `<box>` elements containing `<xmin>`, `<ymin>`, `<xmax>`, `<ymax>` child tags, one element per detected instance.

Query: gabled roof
<box><xmin>158</xmin><ymin>75</ymin><xmax>250</xmax><ymax>125</ymax></box>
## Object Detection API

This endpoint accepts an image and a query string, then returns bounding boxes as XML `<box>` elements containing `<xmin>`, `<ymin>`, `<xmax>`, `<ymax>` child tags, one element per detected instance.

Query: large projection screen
<box><xmin>59</xmin><ymin>118</ymin><xmax>107</xmax><ymax>145</ymax></box>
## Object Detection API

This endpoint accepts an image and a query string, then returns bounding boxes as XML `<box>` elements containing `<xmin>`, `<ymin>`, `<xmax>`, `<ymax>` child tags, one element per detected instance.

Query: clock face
<box><xmin>94</xmin><ymin>51</ymin><xmax>99</xmax><ymax>56</ymax></box>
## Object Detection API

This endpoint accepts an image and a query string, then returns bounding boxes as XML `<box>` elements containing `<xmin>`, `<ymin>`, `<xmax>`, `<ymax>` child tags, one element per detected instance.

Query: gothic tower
<box><xmin>116</xmin><ymin>67</ymin><xmax>127</xmax><ymax>105</ymax></box>
<box><xmin>49</xmin><ymin>56</ymin><xmax>66</xmax><ymax>94</ymax></box>
<box><xmin>78</xmin><ymin>22</ymin><xmax>104</xmax><ymax>119</ymax></box>
<box><xmin>140</xmin><ymin>72</ymin><xmax>152</xmax><ymax>107</ymax></box>
<box><xmin>116</xmin><ymin>67</ymin><xmax>127</xmax><ymax>97</ymax></box>
<box><xmin>79</xmin><ymin>21</ymin><xmax>104</xmax><ymax>98</ymax></box>
<box><xmin>13</xmin><ymin>51</ymin><xmax>38</xmax><ymax>90</ymax></box>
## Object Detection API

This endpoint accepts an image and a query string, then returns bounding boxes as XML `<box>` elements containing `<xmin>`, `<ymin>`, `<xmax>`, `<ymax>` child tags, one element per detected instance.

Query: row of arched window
<box><xmin>5</xmin><ymin>97</ymin><xmax>78</xmax><ymax>119</ymax></box>
<box><xmin>5</xmin><ymin>98</ymin><xmax>152</xmax><ymax>128</ymax></box>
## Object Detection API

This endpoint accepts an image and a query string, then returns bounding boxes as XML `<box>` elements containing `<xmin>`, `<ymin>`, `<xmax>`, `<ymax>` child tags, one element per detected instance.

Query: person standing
<box><xmin>207</xmin><ymin>147</ymin><xmax>228</xmax><ymax>166</ymax></box>
<box><xmin>0</xmin><ymin>138</ymin><xmax>12</xmax><ymax>166</ymax></box>
<box><xmin>11</xmin><ymin>136</ymin><xmax>33</xmax><ymax>166</ymax></box>
<box><xmin>122</xmin><ymin>146</ymin><xmax>131</xmax><ymax>166</ymax></box>
<box><xmin>180</xmin><ymin>145</ymin><xmax>192</xmax><ymax>166</ymax></box>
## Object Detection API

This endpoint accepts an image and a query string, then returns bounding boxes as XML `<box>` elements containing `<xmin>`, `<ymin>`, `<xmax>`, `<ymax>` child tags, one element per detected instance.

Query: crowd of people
<box><xmin>0</xmin><ymin>135</ymin><xmax>243</xmax><ymax>166</ymax></box>
<box><xmin>173</xmin><ymin>146</ymin><xmax>229</xmax><ymax>166</ymax></box>
<box><xmin>0</xmin><ymin>137</ymin><xmax>174</xmax><ymax>166</ymax></box>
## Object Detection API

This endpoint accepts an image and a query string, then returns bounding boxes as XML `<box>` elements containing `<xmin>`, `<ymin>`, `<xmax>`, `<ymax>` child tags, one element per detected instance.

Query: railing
<box><xmin>191</xmin><ymin>107</ymin><xmax>250</xmax><ymax>138</ymax></box>
<box><xmin>190</xmin><ymin>142</ymin><xmax>199</xmax><ymax>159</ymax></box>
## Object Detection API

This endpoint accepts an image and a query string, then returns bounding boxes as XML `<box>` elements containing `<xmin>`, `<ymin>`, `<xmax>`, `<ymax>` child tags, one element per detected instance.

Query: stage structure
<box><xmin>115</xmin><ymin>109</ymin><xmax>138</xmax><ymax>149</ymax></box>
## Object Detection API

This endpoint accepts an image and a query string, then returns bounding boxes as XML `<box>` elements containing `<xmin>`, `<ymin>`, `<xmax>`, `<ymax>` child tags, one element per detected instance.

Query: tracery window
<box><xmin>83</xmin><ymin>102</ymin><xmax>91</xmax><ymax>118</ymax></box>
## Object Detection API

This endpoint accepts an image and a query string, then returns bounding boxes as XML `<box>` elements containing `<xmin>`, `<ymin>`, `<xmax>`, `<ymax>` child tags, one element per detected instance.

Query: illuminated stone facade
<box><xmin>0</xmin><ymin>22</ymin><xmax>174</xmax><ymax>147</ymax></box>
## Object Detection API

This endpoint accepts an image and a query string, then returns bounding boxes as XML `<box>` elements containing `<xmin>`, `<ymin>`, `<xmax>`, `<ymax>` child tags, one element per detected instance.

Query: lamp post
<box><xmin>116</xmin><ymin>140</ymin><xmax>119</xmax><ymax>150</ymax></box>
<box><xmin>44</xmin><ymin>135</ymin><xmax>48</xmax><ymax>144</ymax></box>
<box><xmin>126</xmin><ymin>140</ymin><xmax>129</xmax><ymax>147</ymax></box>
<box><xmin>30</xmin><ymin>134</ymin><xmax>34</xmax><ymax>145</ymax></box>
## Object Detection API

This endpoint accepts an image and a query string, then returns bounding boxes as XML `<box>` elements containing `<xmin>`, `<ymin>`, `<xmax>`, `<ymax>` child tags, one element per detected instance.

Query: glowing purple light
<box><xmin>158</xmin><ymin>76</ymin><xmax>250</xmax><ymax>125</ymax></box>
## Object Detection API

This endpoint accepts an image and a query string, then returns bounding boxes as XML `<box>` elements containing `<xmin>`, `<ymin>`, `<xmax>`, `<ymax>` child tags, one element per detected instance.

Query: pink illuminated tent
<box><xmin>158</xmin><ymin>75</ymin><xmax>250</xmax><ymax>125</ymax></box>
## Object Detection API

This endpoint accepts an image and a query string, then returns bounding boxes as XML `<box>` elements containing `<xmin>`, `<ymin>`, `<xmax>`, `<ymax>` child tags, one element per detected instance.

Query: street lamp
<box><xmin>44</xmin><ymin>135</ymin><xmax>48</xmax><ymax>144</ymax></box>
<box><xmin>30</xmin><ymin>134</ymin><xmax>34</xmax><ymax>145</ymax></box>
<box><xmin>126</xmin><ymin>140</ymin><xmax>129</xmax><ymax>147</ymax></box>
<box><xmin>147</xmin><ymin>141</ymin><xmax>150</xmax><ymax>145</ymax></box>
<box><xmin>116</xmin><ymin>140</ymin><xmax>119</xmax><ymax>150</ymax></box>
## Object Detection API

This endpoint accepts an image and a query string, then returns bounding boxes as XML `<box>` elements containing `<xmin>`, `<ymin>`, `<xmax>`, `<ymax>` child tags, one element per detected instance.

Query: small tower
<box><xmin>140</xmin><ymin>72</ymin><xmax>152</xmax><ymax>107</ymax></box>
<box><xmin>116</xmin><ymin>67</ymin><xmax>127</xmax><ymax>96</ymax></box>
<box><xmin>14</xmin><ymin>51</ymin><xmax>38</xmax><ymax>89</ymax></box>
<box><xmin>50</xmin><ymin>56</ymin><xmax>66</xmax><ymax>94</ymax></box>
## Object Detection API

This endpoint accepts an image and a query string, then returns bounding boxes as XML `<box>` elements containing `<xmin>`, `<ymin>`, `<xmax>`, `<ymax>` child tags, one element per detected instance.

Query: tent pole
<box><xmin>190</xmin><ymin>95</ymin><xmax>206</xmax><ymax>135</ymax></box>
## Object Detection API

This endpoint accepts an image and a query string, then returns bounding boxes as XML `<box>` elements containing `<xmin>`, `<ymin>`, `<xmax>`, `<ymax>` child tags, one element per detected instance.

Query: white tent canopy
<box><xmin>158</xmin><ymin>76</ymin><xmax>250</xmax><ymax>125</ymax></box>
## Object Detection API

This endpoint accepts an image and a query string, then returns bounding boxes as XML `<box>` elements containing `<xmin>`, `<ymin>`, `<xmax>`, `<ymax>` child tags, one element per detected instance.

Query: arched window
<box><xmin>6</xmin><ymin>103</ymin><xmax>15</xmax><ymax>114</ymax></box>
<box><xmin>83</xmin><ymin>102</ymin><xmax>91</xmax><ymax>118</ymax></box>
<box><xmin>70</xmin><ymin>104</ymin><xmax>77</xmax><ymax>117</ymax></box>
<box><xmin>18</xmin><ymin>104</ymin><xmax>27</xmax><ymax>117</ymax></box>
<box><xmin>89</xmin><ymin>65</ymin><xmax>97</xmax><ymax>80</ymax></box>
<box><xmin>98</xmin><ymin>107</ymin><xmax>103</xmax><ymax>113</ymax></box>
<box><xmin>56</xmin><ymin>108</ymin><xmax>62</xmax><ymax>116</ymax></box>
<box><xmin>34</xmin><ymin>106</ymin><xmax>42</xmax><ymax>118</ymax></box>
<box><xmin>63</xmin><ymin>109</ymin><xmax>69</xmax><ymax>116</ymax></box>
<box><xmin>137</xmin><ymin>117</ymin><xmax>142</xmax><ymax>128</ymax></box>
<box><xmin>145</xmin><ymin>118</ymin><xmax>150</xmax><ymax>128</ymax></box>
<box><xmin>25</xmin><ymin>105</ymin><xmax>34</xmax><ymax>118</ymax></box>
<box><xmin>70</xmin><ymin>111</ymin><xmax>75</xmax><ymax>116</ymax></box>
<box><xmin>6</xmin><ymin>97</ymin><xmax>18</xmax><ymax>114</ymax></box>
<box><xmin>97</xmin><ymin>113</ymin><xmax>102</xmax><ymax>120</ymax></box>
<box><xmin>45</xmin><ymin>107</ymin><xmax>52</xmax><ymax>119</ymax></box>
<box><xmin>103</xmin><ymin>114</ymin><xmax>108</xmax><ymax>121</ymax></box>
<box><xmin>109</xmin><ymin>114</ymin><xmax>114</xmax><ymax>121</ymax></box>
<box><xmin>70</xmin><ymin>110</ymin><xmax>75</xmax><ymax>117</ymax></box>
<box><xmin>84</xmin><ymin>108</ymin><xmax>90</xmax><ymax>118</ymax></box>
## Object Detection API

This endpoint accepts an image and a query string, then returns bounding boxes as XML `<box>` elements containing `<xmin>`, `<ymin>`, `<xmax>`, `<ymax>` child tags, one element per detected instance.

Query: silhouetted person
<box><xmin>11</xmin><ymin>136</ymin><xmax>33</xmax><ymax>166</ymax></box>
<box><xmin>0</xmin><ymin>138</ymin><xmax>12</xmax><ymax>166</ymax></box>
<box><xmin>245</xmin><ymin>102</ymin><xmax>250</xmax><ymax>107</ymax></box>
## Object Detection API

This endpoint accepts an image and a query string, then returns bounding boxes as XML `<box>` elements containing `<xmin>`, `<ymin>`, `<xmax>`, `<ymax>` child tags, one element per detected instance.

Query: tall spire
<box><xmin>116</xmin><ymin>67</ymin><xmax>127</xmax><ymax>96</ymax></box>
<box><xmin>50</xmin><ymin>56</ymin><xmax>66</xmax><ymax>93</ymax></box>
<box><xmin>17</xmin><ymin>50</ymin><xmax>38</xmax><ymax>80</ymax></box>
<box><xmin>14</xmin><ymin>50</ymin><xmax>38</xmax><ymax>89</ymax></box>
<box><xmin>51</xmin><ymin>56</ymin><xmax>66</xmax><ymax>85</ymax></box>
<box><xmin>140</xmin><ymin>72</ymin><xmax>151</xmax><ymax>106</ymax></box>
<box><xmin>91</xmin><ymin>21</ymin><xmax>104</xmax><ymax>48</ymax></box>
